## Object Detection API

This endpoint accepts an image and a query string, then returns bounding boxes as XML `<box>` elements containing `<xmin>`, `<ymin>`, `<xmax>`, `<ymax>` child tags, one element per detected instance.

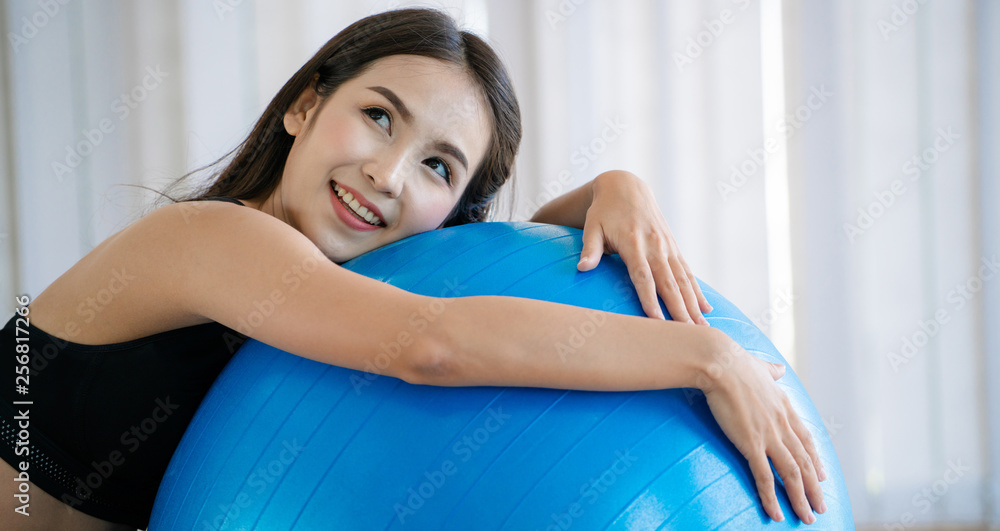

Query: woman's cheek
<box><xmin>407</xmin><ymin>197</ymin><xmax>449</xmax><ymax>233</ymax></box>
<box><xmin>429</xmin><ymin>197</ymin><xmax>457</xmax><ymax>230</ymax></box>
<box><xmin>327</xmin><ymin>118</ymin><xmax>371</xmax><ymax>158</ymax></box>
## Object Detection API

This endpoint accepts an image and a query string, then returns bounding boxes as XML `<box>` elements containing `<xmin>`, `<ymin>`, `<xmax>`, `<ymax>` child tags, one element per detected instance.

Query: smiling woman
<box><xmin>172</xmin><ymin>8</ymin><xmax>520</xmax><ymax>238</ymax></box>
<box><xmin>1</xmin><ymin>7</ymin><xmax>826</xmax><ymax>531</ymax></box>
<box><xmin>235</xmin><ymin>55</ymin><xmax>493</xmax><ymax>262</ymax></box>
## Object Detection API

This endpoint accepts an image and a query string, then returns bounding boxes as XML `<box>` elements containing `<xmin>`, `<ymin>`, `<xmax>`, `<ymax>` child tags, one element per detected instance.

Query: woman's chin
<box><xmin>323</xmin><ymin>241</ymin><xmax>375</xmax><ymax>264</ymax></box>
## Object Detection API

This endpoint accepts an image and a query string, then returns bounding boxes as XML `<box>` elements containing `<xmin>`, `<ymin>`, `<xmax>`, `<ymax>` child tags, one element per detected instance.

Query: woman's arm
<box><xmin>139</xmin><ymin>201</ymin><xmax>437</xmax><ymax>384</ymax></box>
<box><xmin>528</xmin><ymin>177</ymin><xmax>593</xmax><ymax>229</ymax></box>
<box><xmin>145</xmin><ymin>200</ymin><xmax>823</xmax><ymax>525</ymax></box>
<box><xmin>149</xmin><ymin>200</ymin><xmax>709</xmax><ymax>390</ymax></box>
<box><xmin>420</xmin><ymin>294</ymin><xmax>714</xmax><ymax>390</ymax></box>
<box><xmin>426</xmin><ymin>299</ymin><xmax>826</xmax><ymax>524</ymax></box>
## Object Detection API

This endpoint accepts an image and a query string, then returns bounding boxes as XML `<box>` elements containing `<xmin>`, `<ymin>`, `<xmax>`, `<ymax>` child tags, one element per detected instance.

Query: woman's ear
<box><xmin>283</xmin><ymin>79</ymin><xmax>321</xmax><ymax>137</ymax></box>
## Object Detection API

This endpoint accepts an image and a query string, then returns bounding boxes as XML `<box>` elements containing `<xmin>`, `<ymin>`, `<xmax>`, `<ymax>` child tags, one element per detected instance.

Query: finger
<box><xmin>772</xmin><ymin>442</ymin><xmax>816</xmax><ymax>525</ymax></box>
<box><xmin>642</xmin><ymin>242</ymin><xmax>690</xmax><ymax>323</ymax></box>
<box><xmin>657</xmin><ymin>258</ymin><xmax>708</xmax><ymax>324</ymax></box>
<box><xmin>788</xmin><ymin>406</ymin><xmax>828</xmax><ymax>483</ymax></box>
<box><xmin>680</xmin><ymin>258</ymin><xmax>713</xmax><ymax>314</ymax></box>
<box><xmin>578</xmin><ymin>221</ymin><xmax>605</xmax><ymax>272</ymax></box>
<box><xmin>619</xmin><ymin>245</ymin><xmax>665</xmax><ymax>320</ymax></box>
<box><xmin>782</xmin><ymin>420</ymin><xmax>825</xmax><ymax>516</ymax></box>
<box><xmin>667</xmin><ymin>255</ymin><xmax>706</xmax><ymax>325</ymax></box>
<box><xmin>767</xmin><ymin>361</ymin><xmax>786</xmax><ymax>380</ymax></box>
<box><xmin>748</xmin><ymin>452</ymin><xmax>784</xmax><ymax>522</ymax></box>
<box><xmin>649</xmin><ymin>258</ymin><xmax>688</xmax><ymax>323</ymax></box>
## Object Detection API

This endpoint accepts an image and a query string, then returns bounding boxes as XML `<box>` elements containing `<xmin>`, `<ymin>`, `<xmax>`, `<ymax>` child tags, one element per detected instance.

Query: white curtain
<box><xmin>782</xmin><ymin>1</ymin><xmax>998</xmax><ymax>526</ymax></box>
<box><xmin>2</xmin><ymin>0</ymin><xmax>996</xmax><ymax>527</ymax></box>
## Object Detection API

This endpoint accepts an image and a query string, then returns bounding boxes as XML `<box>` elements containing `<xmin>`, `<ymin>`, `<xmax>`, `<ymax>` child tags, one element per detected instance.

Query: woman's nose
<box><xmin>367</xmin><ymin>153</ymin><xmax>406</xmax><ymax>198</ymax></box>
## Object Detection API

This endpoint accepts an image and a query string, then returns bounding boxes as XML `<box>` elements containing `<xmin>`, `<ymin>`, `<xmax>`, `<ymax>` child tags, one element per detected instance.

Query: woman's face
<box><xmin>246</xmin><ymin>55</ymin><xmax>492</xmax><ymax>263</ymax></box>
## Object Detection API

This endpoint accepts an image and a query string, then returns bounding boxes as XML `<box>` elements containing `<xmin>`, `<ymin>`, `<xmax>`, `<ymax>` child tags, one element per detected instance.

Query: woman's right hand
<box><xmin>697</xmin><ymin>331</ymin><xmax>828</xmax><ymax>524</ymax></box>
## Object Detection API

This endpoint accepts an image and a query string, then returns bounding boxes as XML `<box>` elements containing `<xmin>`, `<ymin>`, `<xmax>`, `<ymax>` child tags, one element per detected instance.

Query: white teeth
<box><xmin>332</xmin><ymin>182</ymin><xmax>383</xmax><ymax>227</ymax></box>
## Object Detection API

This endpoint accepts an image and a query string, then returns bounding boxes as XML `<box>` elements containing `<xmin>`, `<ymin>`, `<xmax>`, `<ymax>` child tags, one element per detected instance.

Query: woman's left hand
<box><xmin>579</xmin><ymin>170</ymin><xmax>712</xmax><ymax>324</ymax></box>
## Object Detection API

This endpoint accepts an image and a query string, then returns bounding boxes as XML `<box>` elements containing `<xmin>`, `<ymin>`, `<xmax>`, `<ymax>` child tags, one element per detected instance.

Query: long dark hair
<box><xmin>163</xmin><ymin>8</ymin><xmax>521</xmax><ymax>227</ymax></box>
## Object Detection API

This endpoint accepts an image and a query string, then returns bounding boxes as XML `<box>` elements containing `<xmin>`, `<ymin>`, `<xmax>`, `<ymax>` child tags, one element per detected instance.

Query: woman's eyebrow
<box><xmin>366</xmin><ymin>85</ymin><xmax>469</xmax><ymax>173</ymax></box>
<box><xmin>434</xmin><ymin>141</ymin><xmax>468</xmax><ymax>172</ymax></box>
<box><xmin>367</xmin><ymin>86</ymin><xmax>413</xmax><ymax>123</ymax></box>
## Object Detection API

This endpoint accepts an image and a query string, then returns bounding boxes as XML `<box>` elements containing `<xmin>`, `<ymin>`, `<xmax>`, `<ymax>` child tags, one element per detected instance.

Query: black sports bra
<box><xmin>0</xmin><ymin>196</ymin><xmax>248</xmax><ymax>528</ymax></box>
<box><xmin>196</xmin><ymin>196</ymin><xmax>245</xmax><ymax>206</ymax></box>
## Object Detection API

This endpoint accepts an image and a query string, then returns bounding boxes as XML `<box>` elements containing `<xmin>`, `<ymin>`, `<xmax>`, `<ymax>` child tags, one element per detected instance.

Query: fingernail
<box><xmin>820</xmin><ymin>501</ymin><xmax>828</xmax><ymax>513</ymax></box>
<box><xmin>775</xmin><ymin>510</ymin><xmax>784</xmax><ymax>522</ymax></box>
<box><xmin>820</xmin><ymin>466</ymin><xmax>827</xmax><ymax>481</ymax></box>
<box><xmin>699</xmin><ymin>316</ymin><xmax>709</xmax><ymax>325</ymax></box>
<box><xmin>808</xmin><ymin>514</ymin><xmax>816</xmax><ymax>524</ymax></box>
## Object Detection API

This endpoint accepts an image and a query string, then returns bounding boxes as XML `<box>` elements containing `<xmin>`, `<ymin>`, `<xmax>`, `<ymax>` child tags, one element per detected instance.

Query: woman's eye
<box><xmin>424</xmin><ymin>157</ymin><xmax>451</xmax><ymax>182</ymax></box>
<box><xmin>363</xmin><ymin>107</ymin><xmax>391</xmax><ymax>133</ymax></box>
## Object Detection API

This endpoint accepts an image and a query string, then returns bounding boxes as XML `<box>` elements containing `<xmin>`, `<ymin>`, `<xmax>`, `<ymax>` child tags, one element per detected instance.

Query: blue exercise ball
<box><xmin>150</xmin><ymin>222</ymin><xmax>853</xmax><ymax>530</ymax></box>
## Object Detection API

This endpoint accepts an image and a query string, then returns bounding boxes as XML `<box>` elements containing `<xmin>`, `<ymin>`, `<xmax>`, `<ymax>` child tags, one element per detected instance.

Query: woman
<box><xmin>1</xmin><ymin>8</ymin><xmax>825</xmax><ymax>530</ymax></box>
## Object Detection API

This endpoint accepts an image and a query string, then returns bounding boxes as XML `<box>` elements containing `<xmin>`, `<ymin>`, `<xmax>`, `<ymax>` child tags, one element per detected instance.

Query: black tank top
<box><xmin>0</xmin><ymin>196</ymin><xmax>248</xmax><ymax>528</ymax></box>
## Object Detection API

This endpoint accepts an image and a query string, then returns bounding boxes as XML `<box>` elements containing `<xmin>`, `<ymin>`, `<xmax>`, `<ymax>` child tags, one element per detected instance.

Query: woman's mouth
<box><xmin>330</xmin><ymin>181</ymin><xmax>385</xmax><ymax>231</ymax></box>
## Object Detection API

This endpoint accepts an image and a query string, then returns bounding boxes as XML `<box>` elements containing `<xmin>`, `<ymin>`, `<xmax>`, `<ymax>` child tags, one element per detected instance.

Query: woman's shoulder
<box><xmin>104</xmin><ymin>197</ymin><xmax>301</xmax><ymax>286</ymax></box>
<box><xmin>28</xmin><ymin>199</ymin><xmax>273</xmax><ymax>344</ymax></box>
<box><xmin>141</xmin><ymin>198</ymin><xmax>315</xmax><ymax>258</ymax></box>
